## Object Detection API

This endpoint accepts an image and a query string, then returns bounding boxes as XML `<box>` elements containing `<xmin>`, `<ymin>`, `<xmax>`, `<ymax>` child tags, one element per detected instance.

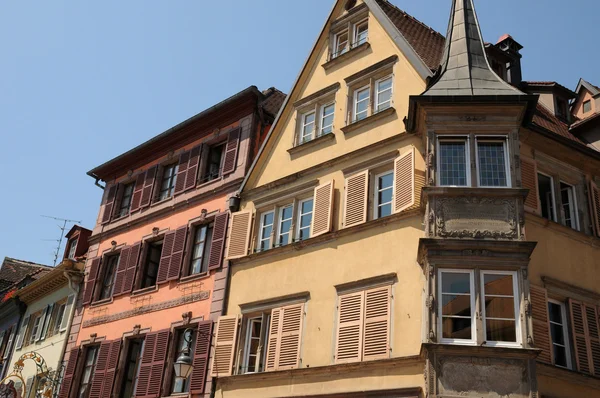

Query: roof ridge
<box><xmin>377</xmin><ymin>0</ymin><xmax>445</xmax><ymax>40</ymax></box>
<box><xmin>2</xmin><ymin>257</ymin><xmax>52</xmax><ymax>269</ymax></box>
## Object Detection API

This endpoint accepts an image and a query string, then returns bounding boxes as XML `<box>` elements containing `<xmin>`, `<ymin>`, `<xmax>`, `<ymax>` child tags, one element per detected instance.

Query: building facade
<box><xmin>59</xmin><ymin>87</ymin><xmax>284</xmax><ymax>398</ymax></box>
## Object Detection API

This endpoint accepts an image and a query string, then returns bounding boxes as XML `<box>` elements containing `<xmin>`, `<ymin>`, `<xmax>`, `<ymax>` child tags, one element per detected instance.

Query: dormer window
<box><xmin>556</xmin><ymin>98</ymin><xmax>568</xmax><ymax>119</ymax></box>
<box><xmin>330</xmin><ymin>15</ymin><xmax>369</xmax><ymax>60</ymax></box>
<box><xmin>67</xmin><ymin>238</ymin><xmax>78</xmax><ymax>260</ymax></box>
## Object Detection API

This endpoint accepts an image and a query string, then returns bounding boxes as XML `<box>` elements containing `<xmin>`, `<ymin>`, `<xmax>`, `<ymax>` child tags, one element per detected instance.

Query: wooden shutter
<box><xmin>157</xmin><ymin>230</ymin><xmax>176</xmax><ymax>284</ymax></box>
<box><xmin>3</xmin><ymin>327</ymin><xmax>15</xmax><ymax>361</ymax></box>
<box><xmin>277</xmin><ymin>304</ymin><xmax>304</xmax><ymax>370</ymax></box>
<box><xmin>226</xmin><ymin>210</ymin><xmax>253</xmax><ymax>259</ymax></box>
<box><xmin>394</xmin><ymin>148</ymin><xmax>415</xmax><ymax>213</ymax></box>
<box><xmin>529</xmin><ymin>285</ymin><xmax>553</xmax><ymax>364</ymax></box>
<box><xmin>135</xmin><ymin>330</ymin><xmax>170</xmax><ymax>398</ymax></box>
<box><xmin>265</xmin><ymin>309</ymin><xmax>280</xmax><ymax>372</ymax></box>
<box><xmin>82</xmin><ymin>257</ymin><xmax>101</xmax><ymax>305</ymax></box>
<box><xmin>130</xmin><ymin>172</ymin><xmax>146</xmax><ymax>213</ymax></box>
<box><xmin>0</xmin><ymin>330</ymin><xmax>5</xmax><ymax>359</ymax></box>
<box><xmin>312</xmin><ymin>180</ymin><xmax>334</xmax><ymax>237</ymax></box>
<box><xmin>211</xmin><ymin>315</ymin><xmax>240</xmax><ymax>377</ymax></box>
<box><xmin>89</xmin><ymin>341</ymin><xmax>111</xmax><ymax>398</ymax></box>
<box><xmin>189</xmin><ymin>320</ymin><xmax>213</xmax><ymax>394</ymax></box>
<box><xmin>100</xmin><ymin>339</ymin><xmax>121</xmax><ymax>398</ymax></box>
<box><xmin>222</xmin><ymin>128</ymin><xmax>241</xmax><ymax>175</ymax></box>
<box><xmin>585</xmin><ymin>304</ymin><xmax>600</xmax><ymax>375</ymax></box>
<box><xmin>35</xmin><ymin>306</ymin><xmax>49</xmax><ymax>342</ymax></box>
<box><xmin>589</xmin><ymin>180</ymin><xmax>600</xmax><ymax>237</ymax></box>
<box><xmin>15</xmin><ymin>315</ymin><xmax>29</xmax><ymax>350</ymax></box>
<box><xmin>343</xmin><ymin>171</ymin><xmax>368</xmax><ymax>228</ymax></box>
<box><xmin>60</xmin><ymin>294</ymin><xmax>75</xmax><ymax>332</ymax></box>
<box><xmin>101</xmin><ymin>184</ymin><xmax>118</xmax><ymax>225</ymax></box>
<box><xmin>168</xmin><ymin>226</ymin><xmax>187</xmax><ymax>281</ymax></box>
<box><xmin>136</xmin><ymin>333</ymin><xmax>155</xmax><ymax>397</ymax></box>
<box><xmin>123</xmin><ymin>242</ymin><xmax>142</xmax><ymax>294</ymax></box>
<box><xmin>208</xmin><ymin>212</ymin><xmax>229</xmax><ymax>270</ymax></box>
<box><xmin>174</xmin><ymin>150</ymin><xmax>191</xmax><ymax>195</ymax></box>
<box><xmin>58</xmin><ymin>347</ymin><xmax>80</xmax><ymax>398</ymax></box>
<box><xmin>39</xmin><ymin>303</ymin><xmax>54</xmax><ymax>341</ymax></box>
<box><xmin>363</xmin><ymin>286</ymin><xmax>391</xmax><ymax>361</ymax></box>
<box><xmin>185</xmin><ymin>145</ymin><xmax>202</xmax><ymax>191</ymax></box>
<box><xmin>112</xmin><ymin>246</ymin><xmax>131</xmax><ymax>297</ymax></box>
<box><xmin>335</xmin><ymin>291</ymin><xmax>364</xmax><ymax>364</ymax></box>
<box><xmin>521</xmin><ymin>158</ymin><xmax>540</xmax><ymax>213</ymax></box>
<box><xmin>569</xmin><ymin>298</ymin><xmax>592</xmax><ymax>374</ymax></box>
<box><xmin>140</xmin><ymin>165</ymin><xmax>158</xmax><ymax>208</ymax></box>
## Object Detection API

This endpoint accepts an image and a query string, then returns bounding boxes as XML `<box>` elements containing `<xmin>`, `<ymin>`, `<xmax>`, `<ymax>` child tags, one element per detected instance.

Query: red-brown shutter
<box><xmin>588</xmin><ymin>180</ymin><xmax>600</xmax><ymax>237</ymax></box>
<box><xmin>168</xmin><ymin>226</ymin><xmax>187</xmax><ymax>281</ymax></box>
<box><xmin>362</xmin><ymin>286</ymin><xmax>391</xmax><ymax>361</ymax></box>
<box><xmin>123</xmin><ymin>242</ymin><xmax>142</xmax><ymax>294</ymax></box>
<box><xmin>82</xmin><ymin>257</ymin><xmax>101</xmax><ymax>305</ymax></box>
<box><xmin>210</xmin><ymin>315</ymin><xmax>240</xmax><ymax>377</ymax></box>
<box><xmin>343</xmin><ymin>171</ymin><xmax>368</xmax><ymax>228</ymax></box>
<box><xmin>335</xmin><ymin>291</ymin><xmax>364</xmax><ymax>364</ymax></box>
<box><xmin>140</xmin><ymin>165</ymin><xmax>157</xmax><ymax>208</ymax></box>
<box><xmin>174</xmin><ymin>151</ymin><xmax>190</xmax><ymax>195</ymax></box>
<box><xmin>585</xmin><ymin>304</ymin><xmax>600</xmax><ymax>375</ymax></box>
<box><xmin>112</xmin><ymin>246</ymin><xmax>131</xmax><ymax>297</ymax></box>
<box><xmin>276</xmin><ymin>304</ymin><xmax>304</xmax><ymax>370</ymax></box>
<box><xmin>135</xmin><ymin>330</ymin><xmax>170</xmax><ymax>398</ymax></box>
<box><xmin>101</xmin><ymin>184</ymin><xmax>118</xmax><ymax>225</ymax></box>
<box><xmin>222</xmin><ymin>128</ymin><xmax>240</xmax><ymax>175</ymax></box>
<box><xmin>312</xmin><ymin>181</ymin><xmax>334</xmax><ymax>237</ymax></box>
<box><xmin>100</xmin><ymin>339</ymin><xmax>122</xmax><ymax>398</ymax></box>
<box><xmin>185</xmin><ymin>145</ymin><xmax>202</xmax><ymax>191</ymax></box>
<box><xmin>521</xmin><ymin>158</ymin><xmax>540</xmax><ymax>213</ymax></box>
<box><xmin>529</xmin><ymin>285</ymin><xmax>553</xmax><ymax>364</ymax></box>
<box><xmin>135</xmin><ymin>333</ymin><xmax>155</xmax><ymax>397</ymax></box>
<box><xmin>570</xmin><ymin>298</ymin><xmax>591</xmax><ymax>374</ymax></box>
<box><xmin>130</xmin><ymin>172</ymin><xmax>146</xmax><ymax>213</ymax></box>
<box><xmin>226</xmin><ymin>210</ymin><xmax>253</xmax><ymax>259</ymax></box>
<box><xmin>58</xmin><ymin>347</ymin><xmax>79</xmax><ymax>398</ymax></box>
<box><xmin>189</xmin><ymin>321</ymin><xmax>213</xmax><ymax>394</ymax></box>
<box><xmin>156</xmin><ymin>230</ymin><xmax>175</xmax><ymax>284</ymax></box>
<box><xmin>394</xmin><ymin>148</ymin><xmax>415</xmax><ymax>213</ymax></box>
<box><xmin>208</xmin><ymin>212</ymin><xmax>229</xmax><ymax>270</ymax></box>
<box><xmin>89</xmin><ymin>341</ymin><xmax>110</xmax><ymax>398</ymax></box>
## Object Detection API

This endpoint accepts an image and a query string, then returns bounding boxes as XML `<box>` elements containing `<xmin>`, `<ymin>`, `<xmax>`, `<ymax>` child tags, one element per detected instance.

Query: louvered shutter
<box><xmin>312</xmin><ymin>180</ymin><xmax>334</xmax><ymax>237</ymax></box>
<box><xmin>343</xmin><ymin>171</ymin><xmax>368</xmax><ymax>228</ymax></box>
<box><xmin>123</xmin><ymin>242</ymin><xmax>142</xmax><ymax>294</ymax></box>
<box><xmin>60</xmin><ymin>294</ymin><xmax>75</xmax><ymax>332</ymax></box>
<box><xmin>130</xmin><ymin>172</ymin><xmax>146</xmax><ymax>213</ymax></box>
<box><xmin>222</xmin><ymin>128</ymin><xmax>241</xmax><ymax>175</ymax></box>
<box><xmin>189</xmin><ymin>321</ymin><xmax>213</xmax><ymax>394</ymax></box>
<box><xmin>363</xmin><ymin>286</ymin><xmax>391</xmax><ymax>361</ymax></box>
<box><xmin>335</xmin><ymin>291</ymin><xmax>364</xmax><ymax>364</ymax></box>
<box><xmin>185</xmin><ymin>145</ymin><xmax>202</xmax><ymax>191</ymax></box>
<box><xmin>148</xmin><ymin>330</ymin><xmax>170</xmax><ymax>397</ymax></box>
<box><xmin>588</xmin><ymin>180</ymin><xmax>600</xmax><ymax>237</ymax></box>
<box><xmin>82</xmin><ymin>257</ymin><xmax>102</xmax><ymax>305</ymax></box>
<box><xmin>265</xmin><ymin>308</ymin><xmax>280</xmax><ymax>372</ymax></box>
<box><xmin>3</xmin><ymin>327</ymin><xmax>15</xmax><ymax>361</ymax></box>
<box><xmin>521</xmin><ymin>158</ymin><xmax>540</xmax><ymax>213</ymax></box>
<box><xmin>0</xmin><ymin>331</ymin><xmax>5</xmax><ymax>359</ymax></box>
<box><xmin>35</xmin><ymin>306</ymin><xmax>49</xmax><ymax>342</ymax></box>
<box><xmin>112</xmin><ymin>246</ymin><xmax>132</xmax><ymax>297</ymax></box>
<box><xmin>585</xmin><ymin>304</ymin><xmax>600</xmax><ymax>375</ymax></box>
<box><xmin>135</xmin><ymin>333</ymin><xmax>155</xmax><ymax>397</ymax></box>
<box><xmin>15</xmin><ymin>315</ymin><xmax>29</xmax><ymax>350</ymax></box>
<box><xmin>226</xmin><ymin>210</ymin><xmax>253</xmax><ymax>259</ymax></box>
<box><xmin>277</xmin><ymin>304</ymin><xmax>304</xmax><ymax>370</ymax></box>
<box><xmin>39</xmin><ymin>303</ymin><xmax>54</xmax><ymax>341</ymax></box>
<box><xmin>529</xmin><ymin>285</ymin><xmax>553</xmax><ymax>364</ymax></box>
<box><xmin>157</xmin><ymin>230</ymin><xmax>176</xmax><ymax>284</ymax></box>
<box><xmin>58</xmin><ymin>347</ymin><xmax>79</xmax><ymax>398</ymax></box>
<box><xmin>140</xmin><ymin>165</ymin><xmax>157</xmax><ymax>208</ymax></box>
<box><xmin>100</xmin><ymin>339</ymin><xmax>121</xmax><ymax>398</ymax></box>
<box><xmin>174</xmin><ymin>150</ymin><xmax>191</xmax><ymax>195</ymax></box>
<box><xmin>101</xmin><ymin>184</ymin><xmax>118</xmax><ymax>224</ymax></box>
<box><xmin>211</xmin><ymin>315</ymin><xmax>240</xmax><ymax>377</ymax></box>
<box><xmin>208</xmin><ymin>212</ymin><xmax>229</xmax><ymax>270</ymax></box>
<box><xmin>168</xmin><ymin>226</ymin><xmax>187</xmax><ymax>280</ymax></box>
<box><xmin>89</xmin><ymin>341</ymin><xmax>110</xmax><ymax>398</ymax></box>
<box><xmin>394</xmin><ymin>148</ymin><xmax>415</xmax><ymax>213</ymax></box>
<box><xmin>569</xmin><ymin>299</ymin><xmax>591</xmax><ymax>374</ymax></box>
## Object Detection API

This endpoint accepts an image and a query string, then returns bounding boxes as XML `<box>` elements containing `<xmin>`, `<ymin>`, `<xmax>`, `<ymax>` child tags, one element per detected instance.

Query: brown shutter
<box><xmin>569</xmin><ymin>298</ymin><xmax>591</xmax><ymax>374</ymax></box>
<box><xmin>123</xmin><ymin>242</ymin><xmax>142</xmax><ymax>294</ymax></box>
<box><xmin>174</xmin><ymin>151</ymin><xmax>191</xmax><ymax>195</ymax></box>
<box><xmin>208</xmin><ymin>212</ymin><xmax>229</xmax><ymax>270</ymax></box>
<box><xmin>168</xmin><ymin>226</ymin><xmax>187</xmax><ymax>281</ymax></box>
<box><xmin>185</xmin><ymin>145</ymin><xmax>202</xmax><ymax>191</ymax></box>
<box><xmin>140</xmin><ymin>165</ymin><xmax>158</xmax><ymax>208</ymax></box>
<box><xmin>343</xmin><ymin>171</ymin><xmax>368</xmax><ymax>228</ymax></box>
<box><xmin>148</xmin><ymin>330</ymin><xmax>170</xmax><ymax>397</ymax></box>
<box><xmin>112</xmin><ymin>246</ymin><xmax>132</xmax><ymax>297</ymax></box>
<box><xmin>89</xmin><ymin>341</ymin><xmax>110</xmax><ymax>398</ymax></box>
<box><xmin>82</xmin><ymin>257</ymin><xmax>101</xmax><ymax>305</ymax></box>
<box><xmin>312</xmin><ymin>180</ymin><xmax>334</xmax><ymax>237</ymax></box>
<box><xmin>135</xmin><ymin>333</ymin><xmax>155</xmax><ymax>397</ymax></box>
<box><xmin>521</xmin><ymin>158</ymin><xmax>540</xmax><ymax>213</ymax></box>
<box><xmin>335</xmin><ymin>291</ymin><xmax>364</xmax><ymax>364</ymax></box>
<box><xmin>58</xmin><ymin>347</ymin><xmax>79</xmax><ymax>398</ymax></box>
<box><xmin>529</xmin><ymin>285</ymin><xmax>553</xmax><ymax>364</ymax></box>
<box><xmin>277</xmin><ymin>303</ymin><xmax>304</xmax><ymax>370</ymax></box>
<box><xmin>100</xmin><ymin>339</ymin><xmax>122</xmax><ymax>398</ymax></box>
<box><xmin>589</xmin><ymin>180</ymin><xmax>600</xmax><ymax>237</ymax></box>
<box><xmin>101</xmin><ymin>184</ymin><xmax>118</xmax><ymax>225</ymax></box>
<box><xmin>156</xmin><ymin>230</ymin><xmax>176</xmax><ymax>284</ymax></box>
<box><xmin>394</xmin><ymin>148</ymin><xmax>415</xmax><ymax>213</ymax></box>
<box><xmin>585</xmin><ymin>304</ymin><xmax>600</xmax><ymax>375</ymax></box>
<box><xmin>363</xmin><ymin>286</ymin><xmax>391</xmax><ymax>361</ymax></box>
<box><xmin>210</xmin><ymin>315</ymin><xmax>240</xmax><ymax>377</ymax></box>
<box><xmin>226</xmin><ymin>210</ymin><xmax>253</xmax><ymax>259</ymax></box>
<box><xmin>265</xmin><ymin>309</ymin><xmax>280</xmax><ymax>372</ymax></box>
<box><xmin>130</xmin><ymin>172</ymin><xmax>146</xmax><ymax>213</ymax></box>
<box><xmin>189</xmin><ymin>320</ymin><xmax>213</xmax><ymax>394</ymax></box>
<box><xmin>222</xmin><ymin>128</ymin><xmax>241</xmax><ymax>175</ymax></box>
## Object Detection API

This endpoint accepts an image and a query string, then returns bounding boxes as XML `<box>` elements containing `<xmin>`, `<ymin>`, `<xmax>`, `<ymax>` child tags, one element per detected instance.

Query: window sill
<box><xmin>150</xmin><ymin>196</ymin><xmax>174</xmax><ymax>208</ymax></box>
<box><xmin>287</xmin><ymin>132</ymin><xmax>336</xmax><ymax>156</ymax></box>
<box><xmin>537</xmin><ymin>361</ymin><xmax>600</xmax><ymax>386</ymax></box>
<box><xmin>197</xmin><ymin>176</ymin><xmax>223</xmax><ymax>190</ymax></box>
<box><xmin>341</xmin><ymin>107</ymin><xmax>396</xmax><ymax>135</ymax></box>
<box><xmin>131</xmin><ymin>285</ymin><xmax>158</xmax><ymax>298</ymax></box>
<box><xmin>422</xmin><ymin>342</ymin><xmax>538</xmax><ymax>359</ymax></box>
<box><xmin>178</xmin><ymin>272</ymin><xmax>210</xmax><ymax>285</ymax></box>
<box><xmin>524</xmin><ymin>212</ymin><xmax>599</xmax><ymax>246</ymax></box>
<box><xmin>322</xmin><ymin>42</ymin><xmax>370</xmax><ymax>70</ymax></box>
<box><xmin>90</xmin><ymin>298</ymin><xmax>113</xmax><ymax>308</ymax></box>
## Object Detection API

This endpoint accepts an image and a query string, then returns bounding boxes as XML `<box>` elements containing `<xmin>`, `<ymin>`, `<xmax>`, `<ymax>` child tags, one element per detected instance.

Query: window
<box><xmin>300</xmin><ymin>111</ymin><xmax>316</xmax><ymax>144</ymax></box>
<box><xmin>560</xmin><ymin>182</ymin><xmax>579</xmax><ymax>230</ymax></box>
<box><xmin>140</xmin><ymin>241</ymin><xmax>163</xmax><ymax>289</ymax></box>
<box><xmin>51</xmin><ymin>300</ymin><xmax>68</xmax><ymax>336</ymax></box>
<box><xmin>548</xmin><ymin>300</ymin><xmax>572</xmax><ymax>369</ymax></box>
<box><xmin>170</xmin><ymin>329</ymin><xmax>196</xmax><ymax>393</ymax></box>
<box><xmin>438</xmin><ymin>139</ymin><xmax>469</xmax><ymax>187</ymax></box>
<box><xmin>78</xmin><ymin>345</ymin><xmax>99</xmax><ymax>398</ymax></box>
<box><xmin>481</xmin><ymin>271</ymin><xmax>519</xmax><ymax>346</ymax></box>
<box><xmin>439</xmin><ymin>270</ymin><xmax>475</xmax><ymax>344</ymax></box>
<box><xmin>158</xmin><ymin>163</ymin><xmax>178</xmax><ymax>201</ymax></box>
<box><xmin>556</xmin><ymin>98</ymin><xmax>567</xmax><ymax>118</ymax></box>
<box><xmin>67</xmin><ymin>238</ymin><xmax>78</xmax><ymax>260</ymax></box>
<box><xmin>241</xmin><ymin>316</ymin><xmax>269</xmax><ymax>374</ymax></box>
<box><xmin>205</xmin><ymin>143</ymin><xmax>225</xmax><ymax>182</ymax></box>
<box><xmin>373</xmin><ymin>171</ymin><xmax>393</xmax><ymax>219</ymax></box>
<box><xmin>296</xmin><ymin>198</ymin><xmax>314</xmax><ymax>241</ymax></box>
<box><xmin>26</xmin><ymin>313</ymin><xmax>43</xmax><ymax>346</ymax></box>
<box><xmin>476</xmin><ymin>138</ymin><xmax>509</xmax><ymax>187</ymax></box>
<box><xmin>330</xmin><ymin>18</ymin><xmax>368</xmax><ymax>59</ymax></box>
<box><xmin>320</xmin><ymin>103</ymin><xmax>335</xmax><ymax>136</ymax></box>
<box><xmin>189</xmin><ymin>224</ymin><xmax>213</xmax><ymax>275</ymax></box>
<box><xmin>276</xmin><ymin>205</ymin><xmax>294</xmax><ymax>247</ymax></box>
<box><xmin>333</xmin><ymin>30</ymin><xmax>349</xmax><ymax>58</ymax></box>
<box><xmin>297</xmin><ymin>102</ymin><xmax>335</xmax><ymax>145</ymax></box>
<box><xmin>120</xmin><ymin>339</ymin><xmax>144</xmax><ymax>398</ymax></box>
<box><xmin>99</xmin><ymin>254</ymin><xmax>120</xmax><ymax>300</ymax></box>
<box><xmin>538</xmin><ymin>173</ymin><xmax>557</xmax><ymax>222</ymax></box>
<box><xmin>258</xmin><ymin>211</ymin><xmax>275</xmax><ymax>252</ymax></box>
<box><xmin>353</xmin><ymin>86</ymin><xmax>370</xmax><ymax>122</ymax></box>
<box><xmin>118</xmin><ymin>182</ymin><xmax>135</xmax><ymax>217</ymax></box>
<box><xmin>583</xmin><ymin>100</ymin><xmax>592</xmax><ymax>114</ymax></box>
<box><xmin>353</xmin><ymin>19</ymin><xmax>368</xmax><ymax>47</ymax></box>
<box><xmin>374</xmin><ymin>76</ymin><xmax>393</xmax><ymax>113</ymax></box>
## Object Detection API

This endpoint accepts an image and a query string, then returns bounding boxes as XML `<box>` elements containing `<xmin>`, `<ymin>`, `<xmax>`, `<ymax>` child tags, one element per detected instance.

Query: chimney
<box><xmin>496</xmin><ymin>34</ymin><xmax>523</xmax><ymax>86</ymax></box>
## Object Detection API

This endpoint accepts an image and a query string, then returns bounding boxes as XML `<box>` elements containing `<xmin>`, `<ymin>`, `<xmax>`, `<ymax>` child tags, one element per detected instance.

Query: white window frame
<box><xmin>438</xmin><ymin>269</ymin><xmax>476</xmax><ymax>345</ymax></box>
<box><xmin>296</xmin><ymin>198</ymin><xmax>314</xmax><ymax>241</ymax></box>
<box><xmin>547</xmin><ymin>298</ymin><xmax>572</xmax><ymax>369</ymax></box>
<box><xmin>436</xmin><ymin>137</ymin><xmax>472</xmax><ymax>188</ymax></box>
<box><xmin>319</xmin><ymin>102</ymin><xmax>335</xmax><ymax>136</ymax></box>
<box><xmin>300</xmin><ymin>110</ymin><xmax>316</xmax><ymax>144</ymax></box>
<box><xmin>67</xmin><ymin>238</ymin><xmax>78</xmax><ymax>259</ymax></box>
<box><xmin>242</xmin><ymin>316</ymin><xmax>264</xmax><ymax>374</ymax></box>
<box><xmin>373</xmin><ymin>170</ymin><xmax>394</xmax><ymax>220</ymax></box>
<box><xmin>480</xmin><ymin>270</ymin><xmax>521</xmax><ymax>348</ymax></box>
<box><xmin>333</xmin><ymin>29</ymin><xmax>349</xmax><ymax>58</ymax></box>
<box><xmin>353</xmin><ymin>85</ymin><xmax>370</xmax><ymax>122</ymax></box>
<box><xmin>276</xmin><ymin>204</ymin><xmax>294</xmax><ymax>247</ymax></box>
<box><xmin>374</xmin><ymin>75</ymin><xmax>393</xmax><ymax>113</ymax></box>
<box><xmin>538</xmin><ymin>172</ymin><xmax>557</xmax><ymax>222</ymax></box>
<box><xmin>475</xmin><ymin>136</ymin><xmax>511</xmax><ymax>188</ymax></box>
<box><xmin>353</xmin><ymin>18</ymin><xmax>369</xmax><ymax>47</ymax></box>
<box><xmin>257</xmin><ymin>210</ymin><xmax>275</xmax><ymax>252</ymax></box>
<box><xmin>559</xmin><ymin>181</ymin><xmax>579</xmax><ymax>231</ymax></box>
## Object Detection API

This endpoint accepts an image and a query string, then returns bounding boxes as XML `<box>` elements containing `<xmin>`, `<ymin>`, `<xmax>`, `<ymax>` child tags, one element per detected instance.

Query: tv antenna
<box><xmin>41</xmin><ymin>215</ymin><xmax>82</xmax><ymax>266</ymax></box>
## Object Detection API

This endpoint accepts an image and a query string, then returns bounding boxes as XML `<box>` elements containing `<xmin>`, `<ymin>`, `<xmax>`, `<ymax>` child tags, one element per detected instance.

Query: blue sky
<box><xmin>1</xmin><ymin>0</ymin><xmax>598</xmax><ymax>266</ymax></box>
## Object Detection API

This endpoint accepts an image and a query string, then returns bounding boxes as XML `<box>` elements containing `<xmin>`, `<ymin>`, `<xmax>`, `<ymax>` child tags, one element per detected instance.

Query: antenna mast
<box><xmin>41</xmin><ymin>215</ymin><xmax>82</xmax><ymax>266</ymax></box>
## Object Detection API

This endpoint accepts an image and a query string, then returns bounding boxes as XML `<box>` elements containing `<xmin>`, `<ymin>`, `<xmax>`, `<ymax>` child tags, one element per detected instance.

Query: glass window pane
<box><xmin>441</xmin><ymin>272</ymin><xmax>471</xmax><ymax>294</ymax></box>
<box><xmin>442</xmin><ymin>317</ymin><xmax>472</xmax><ymax>340</ymax></box>
<box><xmin>441</xmin><ymin>294</ymin><xmax>471</xmax><ymax>317</ymax></box>
<box><xmin>550</xmin><ymin>322</ymin><xmax>565</xmax><ymax>345</ymax></box>
<box><xmin>439</xmin><ymin>141</ymin><xmax>467</xmax><ymax>186</ymax></box>
<box><xmin>548</xmin><ymin>302</ymin><xmax>563</xmax><ymax>323</ymax></box>
<box><xmin>553</xmin><ymin>345</ymin><xmax>568</xmax><ymax>368</ymax></box>
<box><xmin>483</xmin><ymin>274</ymin><xmax>514</xmax><ymax>296</ymax></box>
<box><xmin>485</xmin><ymin>319</ymin><xmax>516</xmax><ymax>342</ymax></box>
<box><xmin>484</xmin><ymin>297</ymin><xmax>515</xmax><ymax>319</ymax></box>
<box><xmin>477</xmin><ymin>141</ymin><xmax>507</xmax><ymax>187</ymax></box>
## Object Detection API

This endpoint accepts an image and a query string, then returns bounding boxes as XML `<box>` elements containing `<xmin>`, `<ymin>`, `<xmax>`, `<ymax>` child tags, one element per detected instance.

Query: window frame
<box><xmin>240</xmin><ymin>315</ymin><xmax>269</xmax><ymax>374</ymax></box>
<box><xmin>372</xmin><ymin>169</ymin><xmax>394</xmax><ymax>220</ymax></box>
<box><xmin>169</xmin><ymin>328</ymin><xmax>196</xmax><ymax>394</ymax></box>
<box><xmin>295</xmin><ymin>197</ymin><xmax>314</xmax><ymax>241</ymax></box>
<box><xmin>119</xmin><ymin>337</ymin><xmax>145</xmax><ymax>398</ymax></box>
<box><xmin>352</xmin><ymin>84</ymin><xmax>370</xmax><ymax>122</ymax></box>
<box><xmin>203</xmin><ymin>141</ymin><xmax>226</xmax><ymax>183</ymax></box>
<box><xmin>275</xmin><ymin>204</ymin><xmax>294</xmax><ymax>248</ymax></box>
<box><xmin>333</xmin><ymin>29</ymin><xmax>349</xmax><ymax>58</ymax></box>
<box><xmin>583</xmin><ymin>99</ymin><xmax>592</xmax><ymax>114</ymax></box>
<box><xmin>559</xmin><ymin>181</ymin><xmax>580</xmax><ymax>231</ymax></box>
<box><xmin>77</xmin><ymin>344</ymin><xmax>100</xmax><ymax>398</ymax></box>
<box><xmin>187</xmin><ymin>222</ymin><xmax>214</xmax><ymax>277</ymax></box>
<box><xmin>157</xmin><ymin>162</ymin><xmax>179</xmax><ymax>202</ymax></box>
<box><xmin>138</xmin><ymin>239</ymin><xmax>164</xmax><ymax>290</ymax></box>
<box><xmin>537</xmin><ymin>171</ymin><xmax>558</xmax><ymax>222</ymax></box>
<box><xmin>436</xmin><ymin>136</ymin><xmax>472</xmax><ymax>188</ymax></box>
<box><xmin>374</xmin><ymin>75</ymin><xmax>393</xmax><ymax>113</ymax></box>
<box><xmin>300</xmin><ymin>110</ymin><xmax>316</xmax><ymax>144</ymax></box>
<box><xmin>67</xmin><ymin>238</ymin><xmax>78</xmax><ymax>260</ymax></box>
<box><xmin>474</xmin><ymin>136</ymin><xmax>511</xmax><ymax>188</ymax></box>
<box><xmin>479</xmin><ymin>270</ymin><xmax>521</xmax><ymax>348</ymax></box>
<box><xmin>98</xmin><ymin>253</ymin><xmax>120</xmax><ymax>301</ymax></box>
<box><xmin>257</xmin><ymin>210</ymin><xmax>275</xmax><ymax>252</ymax></box>
<box><xmin>438</xmin><ymin>269</ymin><xmax>477</xmax><ymax>345</ymax></box>
<box><xmin>353</xmin><ymin>18</ymin><xmax>369</xmax><ymax>48</ymax></box>
<box><xmin>548</xmin><ymin>298</ymin><xmax>572</xmax><ymax>370</ymax></box>
<box><xmin>117</xmin><ymin>181</ymin><xmax>135</xmax><ymax>218</ymax></box>
<box><xmin>319</xmin><ymin>101</ymin><xmax>335</xmax><ymax>136</ymax></box>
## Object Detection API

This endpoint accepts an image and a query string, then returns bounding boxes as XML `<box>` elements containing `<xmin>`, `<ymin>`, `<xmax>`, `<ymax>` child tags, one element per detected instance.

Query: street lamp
<box><xmin>173</xmin><ymin>329</ymin><xmax>194</xmax><ymax>381</ymax></box>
